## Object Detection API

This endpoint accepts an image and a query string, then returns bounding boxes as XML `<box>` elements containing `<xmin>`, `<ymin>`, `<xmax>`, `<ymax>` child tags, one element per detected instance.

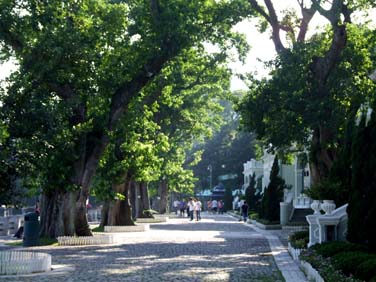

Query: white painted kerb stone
<box><xmin>104</xmin><ymin>225</ymin><xmax>150</xmax><ymax>232</ymax></box>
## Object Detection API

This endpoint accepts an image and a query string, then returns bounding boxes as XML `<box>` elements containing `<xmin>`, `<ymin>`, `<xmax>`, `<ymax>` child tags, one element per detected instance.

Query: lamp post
<box><xmin>207</xmin><ymin>164</ymin><xmax>212</xmax><ymax>190</ymax></box>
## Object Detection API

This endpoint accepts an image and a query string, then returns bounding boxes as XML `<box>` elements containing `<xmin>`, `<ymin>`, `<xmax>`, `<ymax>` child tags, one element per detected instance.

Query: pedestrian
<box><xmin>218</xmin><ymin>200</ymin><xmax>223</xmax><ymax>214</ymax></box>
<box><xmin>207</xmin><ymin>200</ymin><xmax>212</xmax><ymax>214</ymax></box>
<box><xmin>173</xmin><ymin>199</ymin><xmax>180</xmax><ymax>215</ymax></box>
<box><xmin>195</xmin><ymin>198</ymin><xmax>202</xmax><ymax>221</ymax></box>
<box><xmin>241</xmin><ymin>201</ymin><xmax>249</xmax><ymax>222</ymax></box>
<box><xmin>211</xmin><ymin>199</ymin><xmax>218</xmax><ymax>214</ymax></box>
<box><xmin>187</xmin><ymin>198</ymin><xmax>195</xmax><ymax>221</ymax></box>
<box><xmin>179</xmin><ymin>200</ymin><xmax>186</xmax><ymax>216</ymax></box>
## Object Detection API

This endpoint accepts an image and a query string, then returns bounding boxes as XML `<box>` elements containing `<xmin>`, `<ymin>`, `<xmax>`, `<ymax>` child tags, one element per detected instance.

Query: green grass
<box><xmin>5</xmin><ymin>237</ymin><xmax>58</xmax><ymax>247</ymax></box>
<box><xmin>91</xmin><ymin>225</ymin><xmax>104</xmax><ymax>232</ymax></box>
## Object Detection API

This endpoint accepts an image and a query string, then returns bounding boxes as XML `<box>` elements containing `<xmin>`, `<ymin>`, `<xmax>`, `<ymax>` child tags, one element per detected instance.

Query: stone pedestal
<box><xmin>280</xmin><ymin>202</ymin><xmax>291</xmax><ymax>225</ymax></box>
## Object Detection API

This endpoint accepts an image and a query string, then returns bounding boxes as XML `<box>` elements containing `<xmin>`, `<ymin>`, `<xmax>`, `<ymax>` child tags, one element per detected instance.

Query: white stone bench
<box><xmin>104</xmin><ymin>225</ymin><xmax>149</xmax><ymax>232</ymax></box>
<box><xmin>0</xmin><ymin>251</ymin><xmax>51</xmax><ymax>275</ymax></box>
<box><xmin>57</xmin><ymin>234</ymin><xmax>114</xmax><ymax>246</ymax></box>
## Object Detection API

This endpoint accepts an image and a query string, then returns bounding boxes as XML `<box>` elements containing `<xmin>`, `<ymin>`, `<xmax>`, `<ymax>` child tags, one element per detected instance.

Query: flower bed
<box><xmin>300</xmin><ymin>241</ymin><xmax>376</xmax><ymax>282</ymax></box>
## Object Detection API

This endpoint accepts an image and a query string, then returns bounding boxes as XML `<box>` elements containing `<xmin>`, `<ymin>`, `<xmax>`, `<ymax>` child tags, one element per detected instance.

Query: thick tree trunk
<box><xmin>310</xmin><ymin>127</ymin><xmax>336</xmax><ymax>184</ymax></box>
<box><xmin>137</xmin><ymin>182</ymin><xmax>152</xmax><ymax>218</ymax></box>
<box><xmin>99</xmin><ymin>200</ymin><xmax>110</xmax><ymax>228</ymax></box>
<box><xmin>158</xmin><ymin>180</ymin><xmax>168</xmax><ymax>214</ymax></box>
<box><xmin>108</xmin><ymin>179</ymin><xmax>135</xmax><ymax>226</ymax></box>
<box><xmin>129</xmin><ymin>181</ymin><xmax>137</xmax><ymax>220</ymax></box>
<box><xmin>40</xmin><ymin>190</ymin><xmax>77</xmax><ymax>238</ymax></box>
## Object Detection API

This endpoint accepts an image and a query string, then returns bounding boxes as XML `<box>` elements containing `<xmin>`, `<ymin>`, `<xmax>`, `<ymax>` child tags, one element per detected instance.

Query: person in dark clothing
<box><xmin>14</xmin><ymin>226</ymin><xmax>24</xmax><ymax>239</ymax></box>
<box><xmin>241</xmin><ymin>202</ymin><xmax>249</xmax><ymax>222</ymax></box>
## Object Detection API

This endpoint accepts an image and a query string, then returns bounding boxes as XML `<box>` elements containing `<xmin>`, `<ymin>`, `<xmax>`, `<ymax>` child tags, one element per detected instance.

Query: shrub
<box><xmin>331</xmin><ymin>251</ymin><xmax>376</xmax><ymax>277</ymax></box>
<box><xmin>289</xmin><ymin>230</ymin><xmax>309</xmax><ymax>249</ymax></box>
<box><xmin>310</xmin><ymin>241</ymin><xmax>366</xmax><ymax>258</ymax></box>
<box><xmin>355</xmin><ymin>258</ymin><xmax>376</xmax><ymax>281</ymax></box>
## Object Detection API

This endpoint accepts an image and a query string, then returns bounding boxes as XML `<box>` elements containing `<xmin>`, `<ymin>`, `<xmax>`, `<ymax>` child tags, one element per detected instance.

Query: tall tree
<box><xmin>0</xmin><ymin>0</ymin><xmax>250</xmax><ymax>237</ymax></box>
<box><xmin>238</xmin><ymin>0</ymin><xmax>376</xmax><ymax>184</ymax></box>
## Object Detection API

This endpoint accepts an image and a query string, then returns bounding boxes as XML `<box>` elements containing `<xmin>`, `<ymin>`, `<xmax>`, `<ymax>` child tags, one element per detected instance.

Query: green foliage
<box><xmin>332</xmin><ymin>252</ymin><xmax>376</xmax><ymax>277</ymax></box>
<box><xmin>260</xmin><ymin>156</ymin><xmax>285</xmax><ymax>221</ymax></box>
<box><xmin>347</xmin><ymin>107</ymin><xmax>376</xmax><ymax>251</ymax></box>
<box><xmin>245</xmin><ymin>173</ymin><xmax>260</xmax><ymax>212</ymax></box>
<box><xmin>300</xmin><ymin>249</ymin><xmax>364</xmax><ymax>282</ymax></box>
<box><xmin>310</xmin><ymin>241</ymin><xmax>367</xmax><ymax>258</ymax></box>
<box><xmin>305</xmin><ymin>179</ymin><xmax>343</xmax><ymax>202</ymax></box>
<box><xmin>355</xmin><ymin>258</ymin><xmax>376</xmax><ymax>282</ymax></box>
<box><xmin>288</xmin><ymin>230</ymin><xmax>309</xmax><ymax>249</ymax></box>
<box><xmin>237</xmin><ymin>23</ymin><xmax>376</xmax><ymax>163</ymax></box>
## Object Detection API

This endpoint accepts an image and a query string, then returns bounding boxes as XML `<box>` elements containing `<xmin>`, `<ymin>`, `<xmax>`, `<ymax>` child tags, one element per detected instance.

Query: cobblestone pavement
<box><xmin>0</xmin><ymin>214</ymin><xmax>285</xmax><ymax>282</ymax></box>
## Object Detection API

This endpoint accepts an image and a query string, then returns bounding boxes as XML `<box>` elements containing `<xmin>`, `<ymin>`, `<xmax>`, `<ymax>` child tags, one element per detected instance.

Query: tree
<box><xmin>238</xmin><ymin>0</ymin><xmax>376</xmax><ymax>184</ymax></box>
<box><xmin>347</xmin><ymin>107</ymin><xmax>376</xmax><ymax>251</ymax></box>
<box><xmin>0</xmin><ymin>0</ymin><xmax>250</xmax><ymax>237</ymax></box>
<box><xmin>245</xmin><ymin>172</ymin><xmax>260</xmax><ymax>212</ymax></box>
<box><xmin>260</xmin><ymin>156</ymin><xmax>285</xmax><ymax>222</ymax></box>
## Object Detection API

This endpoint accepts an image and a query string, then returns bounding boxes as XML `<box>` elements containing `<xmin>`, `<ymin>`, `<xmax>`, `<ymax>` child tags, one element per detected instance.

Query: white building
<box><xmin>243</xmin><ymin>150</ymin><xmax>312</xmax><ymax>225</ymax></box>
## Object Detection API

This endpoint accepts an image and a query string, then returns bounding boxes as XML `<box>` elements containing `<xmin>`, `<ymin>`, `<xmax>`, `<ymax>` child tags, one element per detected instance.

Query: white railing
<box><xmin>57</xmin><ymin>234</ymin><xmax>113</xmax><ymax>246</ymax></box>
<box><xmin>293</xmin><ymin>195</ymin><xmax>312</xmax><ymax>209</ymax></box>
<box><xmin>287</xmin><ymin>242</ymin><xmax>303</xmax><ymax>261</ymax></box>
<box><xmin>0</xmin><ymin>251</ymin><xmax>51</xmax><ymax>275</ymax></box>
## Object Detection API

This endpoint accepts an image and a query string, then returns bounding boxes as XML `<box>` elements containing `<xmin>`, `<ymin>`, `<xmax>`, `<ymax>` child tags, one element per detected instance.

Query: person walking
<box><xmin>179</xmin><ymin>200</ymin><xmax>186</xmax><ymax>217</ymax></box>
<box><xmin>195</xmin><ymin>198</ymin><xmax>202</xmax><ymax>221</ymax></box>
<box><xmin>211</xmin><ymin>199</ymin><xmax>218</xmax><ymax>214</ymax></box>
<box><xmin>187</xmin><ymin>198</ymin><xmax>195</xmax><ymax>221</ymax></box>
<box><xmin>218</xmin><ymin>200</ymin><xmax>223</xmax><ymax>214</ymax></box>
<box><xmin>241</xmin><ymin>201</ymin><xmax>249</xmax><ymax>222</ymax></box>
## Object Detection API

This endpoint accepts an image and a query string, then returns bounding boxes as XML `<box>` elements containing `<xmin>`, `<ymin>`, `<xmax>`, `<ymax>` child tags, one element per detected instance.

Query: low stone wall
<box><xmin>0</xmin><ymin>251</ymin><xmax>51</xmax><ymax>275</ymax></box>
<box><xmin>136</xmin><ymin>217</ymin><xmax>168</xmax><ymax>223</ymax></box>
<box><xmin>104</xmin><ymin>225</ymin><xmax>150</xmax><ymax>232</ymax></box>
<box><xmin>254</xmin><ymin>221</ymin><xmax>281</xmax><ymax>230</ymax></box>
<box><xmin>57</xmin><ymin>234</ymin><xmax>114</xmax><ymax>246</ymax></box>
<box><xmin>301</xmin><ymin>261</ymin><xmax>325</xmax><ymax>282</ymax></box>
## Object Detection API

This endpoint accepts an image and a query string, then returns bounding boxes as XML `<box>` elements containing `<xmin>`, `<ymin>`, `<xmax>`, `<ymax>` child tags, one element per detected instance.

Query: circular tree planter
<box><xmin>0</xmin><ymin>251</ymin><xmax>51</xmax><ymax>275</ymax></box>
<box><xmin>104</xmin><ymin>224</ymin><xmax>150</xmax><ymax>232</ymax></box>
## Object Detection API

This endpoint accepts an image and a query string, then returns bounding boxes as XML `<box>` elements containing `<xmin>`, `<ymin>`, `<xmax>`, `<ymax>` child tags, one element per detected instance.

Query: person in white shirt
<box><xmin>194</xmin><ymin>199</ymin><xmax>202</xmax><ymax>221</ymax></box>
<box><xmin>211</xmin><ymin>199</ymin><xmax>218</xmax><ymax>214</ymax></box>
<box><xmin>187</xmin><ymin>198</ymin><xmax>195</xmax><ymax>221</ymax></box>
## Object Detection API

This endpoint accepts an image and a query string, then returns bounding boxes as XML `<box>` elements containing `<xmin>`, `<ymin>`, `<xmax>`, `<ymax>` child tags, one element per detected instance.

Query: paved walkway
<box><xmin>0</xmin><ymin>214</ymin><xmax>307</xmax><ymax>282</ymax></box>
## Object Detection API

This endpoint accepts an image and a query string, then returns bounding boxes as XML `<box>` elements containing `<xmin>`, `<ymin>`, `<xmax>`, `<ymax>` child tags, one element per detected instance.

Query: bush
<box><xmin>331</xmin><ymin>251</ymin><xmax>376</xmax><ymax>277</ymax></box>
<box><xmin>310</xmin><ymin>241</ymin><xmax>366</xmax><ymax>258</ymax></box>
<box><xmin>289</xmin><ymin>230</ymin><xmax>309</xmax><ymax>249</ymax></box>
<box><xmin>355</xmin><ymin>258</ymin><xmax>376</xmax><ymax>281</ymax></box>
<box><xmin>249</xmin><ymin>212</ymin><xmax>259</xmax><ymax>220</ymax></box>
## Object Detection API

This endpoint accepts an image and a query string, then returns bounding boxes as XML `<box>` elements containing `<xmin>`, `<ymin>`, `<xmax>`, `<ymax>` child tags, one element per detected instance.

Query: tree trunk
<box><xmin>40</xmin><ymin>190</ymin><xmax>77</xmax><ymax>238</ymax></box>
<box><xmin>158</xmin><ymin>180</ymin><xmax>168</xmax><ymax>214</ymax></box>
<box><xmin>129</xmin><ymin>181</ymin><xmax>137</xmax><ymax>220</ymax></box>
<box><xmin>108</xmin><ymin>178</ymin><xmax>135</xmax><ymax>226</ymax></box>
<box><xmin>99</xmin><ymin>200</ymin><xmax>110</xmax><ymax>228</ymax></box>
<box><xmin>137</xmin><ymin>182</ymin><xmax>152</xmax><ymax>218</ymax></box>
<box><xmin>310</xmin><ymin>127</ymin><xmax>336</xmax><ymax>184</ymax></box>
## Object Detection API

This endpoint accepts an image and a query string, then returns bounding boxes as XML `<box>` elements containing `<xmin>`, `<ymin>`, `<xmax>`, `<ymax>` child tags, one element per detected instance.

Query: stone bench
<box><xmin>0</xmin><ymin>251</ymin><xmax>51</xmax><ymax>275</ymax></box>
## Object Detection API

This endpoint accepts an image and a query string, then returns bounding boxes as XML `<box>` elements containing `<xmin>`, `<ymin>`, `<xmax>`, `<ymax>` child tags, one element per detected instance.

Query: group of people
<box><xmin>206</xmin><ymin>199</ymin><xmax>224</xmax><ymax>214</ymax></box>
<box><xmin>173</xmin><ymin>198</ymin><xmax>202</xmax><ymax>221</ymax></box>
